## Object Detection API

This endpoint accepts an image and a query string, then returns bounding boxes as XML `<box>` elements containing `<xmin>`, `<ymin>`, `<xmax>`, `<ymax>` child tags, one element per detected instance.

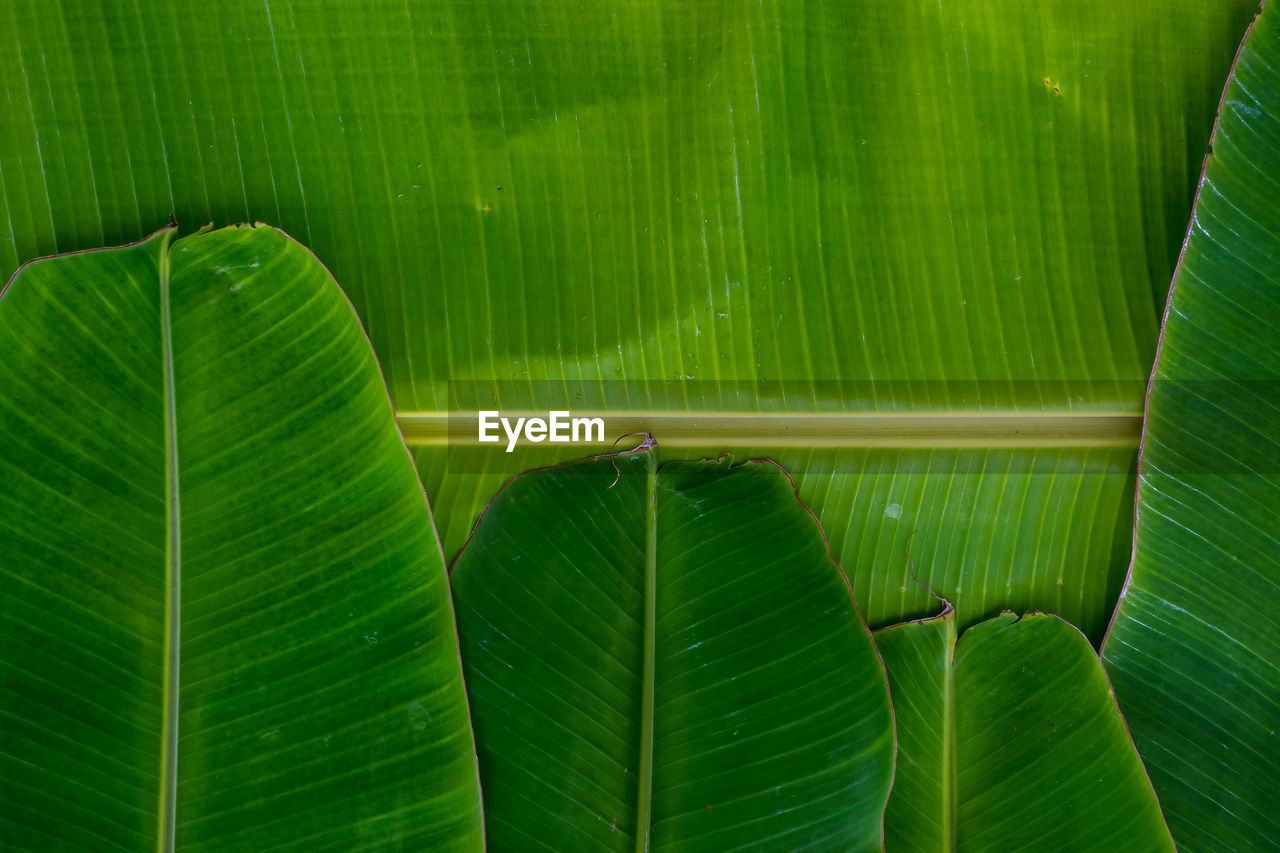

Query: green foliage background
<box><xmin>2</xmin><ymin>1</ymin><xmax>1277</xmax><ymax>849</ymax></box>
<box><xmin>0</xmin><ymin>0</ymin><xmax>1258</xmax><ymax>640</ymax></box>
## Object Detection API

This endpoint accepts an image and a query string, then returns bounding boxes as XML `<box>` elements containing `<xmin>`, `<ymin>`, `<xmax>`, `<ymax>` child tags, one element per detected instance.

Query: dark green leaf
<box><xmin>450</xmin><ymin>446</ymin><xmax>894</xmax><ymax>850</ymax></box>
<box><xmin>0</xmin><ymin>226</ymin><xmax>482</xmax><ymax>850</ymax></box>
<box><xmin>1102</xmin><ymin>4</ymin><xmax>1280</xmax><ymax>849</ymax></box>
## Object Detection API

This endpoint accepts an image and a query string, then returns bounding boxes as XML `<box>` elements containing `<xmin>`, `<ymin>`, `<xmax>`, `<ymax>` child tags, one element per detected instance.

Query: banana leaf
<box><xmin>0</xmin><ymin>225</ymin><xmax>482</xmax><ymax>850</ymax></box>
<box><xmin>1101</xmin><ymin>4</ymin><xmax>1280</xmax><ymax>849</ymax></box>
<box><xmin>0</xmin><ymin>0</ymin><xmax>1260</xmax><ymax>640</ymax></box>
<box><xmin>878</xmin><ymin>609</ymin><xmax>1171</xmax><ymax>851</ymax></box>
<box><xmin>449</xmin><ymin>446</ymin><xmax>895</xmax><ymax>850</ymax></box>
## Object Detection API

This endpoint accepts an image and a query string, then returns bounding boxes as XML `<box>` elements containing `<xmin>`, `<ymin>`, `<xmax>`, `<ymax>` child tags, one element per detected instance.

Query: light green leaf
<box><xmin>1101</xmin><ymin>4</ymin><xmax>1280</xmax><ymax>849</ymax></box>
<box><xmin>0</xmin><ymin>0</ymin><xmax>1259</xmax><ymax>640</ymax></box>
<box><xmin>449</xmin><ymin>446</ymin><xmax>895</xmax><ymax>850</ymax></box>
<box><xmin>423</xmin><ymin>443</ymin><xmax>1138</xmax><ymax>640</ymax></box>
<box><xmin>0</xmin><ymin>226</ymin><xmax>482</xmax><ymax>850</ymax></box>
<box><xmin>878</xmin><ymin>610</ymin><xmax>1171</xmax><ymax>852</ymax></box>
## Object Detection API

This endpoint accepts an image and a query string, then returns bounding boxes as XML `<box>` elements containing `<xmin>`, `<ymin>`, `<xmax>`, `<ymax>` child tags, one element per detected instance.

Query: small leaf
<box><xmin>450</xmin><ymin>447</ymin><xmax>894</xmax><ymax>850</ymax></box>
<box><xmin>878</xmin><ymin>610</ymin><xmax>1172</xmax><ymax>852</ymax></box>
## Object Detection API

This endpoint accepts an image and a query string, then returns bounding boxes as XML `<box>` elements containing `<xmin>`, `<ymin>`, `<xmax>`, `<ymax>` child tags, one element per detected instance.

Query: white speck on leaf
<box><xmin>407</xmin><ymin>702</ymin><xmax>432</xmax><ymax>731</ymax></box>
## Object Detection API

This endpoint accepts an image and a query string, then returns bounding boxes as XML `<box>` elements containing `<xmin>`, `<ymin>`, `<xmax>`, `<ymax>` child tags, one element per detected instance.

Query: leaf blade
<box><xmin>1101</xmin><ymin>4</ymin><xmax>1280</xmax><ymax>848</ymax></box>
<box><xmin>0</xmin><ymin>225</ymin><xmax>485</xmax><ymax>850</ymax></box>
<box><xmin>0</xmin><ymin>0</ymin><xmax>1262</xmax><ymax>641</ymax></box>
<box><xmin>878</xmin><ymin>611</ymin><xmax>1173</xmax><ymax>852</ymax></box>
<box><xmin>450</xmin><ymin>449</ymin><xmax>895</xmax><ymax>850</ymax></box>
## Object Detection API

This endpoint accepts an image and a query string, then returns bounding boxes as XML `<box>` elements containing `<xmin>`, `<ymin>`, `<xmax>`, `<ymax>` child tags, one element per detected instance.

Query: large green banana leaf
<box><xmin>0</xmin><ymin>0</ymin><xmax>1259</xmax><ymax>640</ymax></box>
<box><xmin>0</xmin><ymin>226</ymin><xmax>482</xmax><ymax>849</ymax></box>
<box><xmin>878</xmin><ymin>609</ymin><xmax>1170</xmax><ymax>851</ymax></box>
<box><xmin>1101</xmin><ymin>4</ymin><xmax>1280</xmax><ymax>849</ymax></box>
<box><xmin>449</xmin><ymin>446</ymin><xmax>895</xmax><ymax>850</ymax></box>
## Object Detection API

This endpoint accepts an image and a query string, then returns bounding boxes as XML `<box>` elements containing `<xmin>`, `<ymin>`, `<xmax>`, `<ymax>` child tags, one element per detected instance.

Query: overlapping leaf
<box><xmin>1102</xmin><ymin>4</ymin><xmax>1280</xmax><ymax>848</ymax></box>
<box><xmin>879</xmin><ymin>610</ymin><xmax>1170</xmax><ymax>851</ymax></box>
<box><xmin>0</xmin><ymin>226</ymin><xmax>482</xmax><ymax>850</ymax></box>
<box><xmin>450</xmin><ymin>447</ymin><xmax>895</xmax><ymax>850</ymax></box>
<box><xmin>0</xmin><ymin>0</ymin><xmax>1260</xmax><ymax>639</ymax></box>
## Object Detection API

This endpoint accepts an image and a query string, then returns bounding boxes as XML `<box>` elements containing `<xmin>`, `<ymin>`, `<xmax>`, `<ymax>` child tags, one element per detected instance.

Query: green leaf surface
<box><xmin>0</xmin><ymin>226</ymin><xmax>482</xmax><ymax>850</ymax></box>
<box><xmin>423</xmin><ymin>443</ymin><xmax>1138</xmax><ymax>640</ymax></box>
<box><xmin>0</xmin><ymin>0</ymin><xmax>1259</xmax><ymax>640</ymax></box>
<box><xmin>449</xmin><ymin>446</ymin><xmax>895</xmax><ymax>850</ymax></box>
<box><xmin>1101</xmin><ymin>4</ymin><xmax>1280</xmax><ymax>849</ymax></box>
<box><xmin>878</xmin><ymin>610</ymin><xmax>1171</xmax><ymax>852</ymax></box>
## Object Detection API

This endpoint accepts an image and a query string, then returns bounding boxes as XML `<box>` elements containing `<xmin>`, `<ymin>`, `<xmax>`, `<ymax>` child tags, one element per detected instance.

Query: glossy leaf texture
<box><xmin>449</xmin><ymin>447</ymin><xmax>895</xmax><ymax>850</ymax></box>
<box><xmin>878</xmin><ymin>610</ymin><xmax>1171</xmax><ymax>852</ymax></box>
<box><xmin>0</xmin><ymin>0</ymin><xmax>1260</xmax><ymax>641</ymax></box>
<box><xmin>1101</xmin><ymin>4</ymin><xmax>1280</xmax><ymax>849</ymax></box>
<box><xmin>0</xmin><ymin>226</ymin><xmax>482</xmax><ymax>850</ymax></box>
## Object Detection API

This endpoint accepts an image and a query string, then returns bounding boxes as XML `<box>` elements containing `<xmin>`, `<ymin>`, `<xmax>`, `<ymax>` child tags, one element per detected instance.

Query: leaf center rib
<box><xmin>635</xmin><ymin>452</ymin><xmax>658</xmax><ymax>852</ymax></box>
<box><xmin>157</xmin><ymin>230</ymin><xmax>180</xmax><ymax>853</ymax></box>
<box><xmin>942</xmin><ymin>615</ymin><xmax>957</xmax><ymax>853</ymax></box>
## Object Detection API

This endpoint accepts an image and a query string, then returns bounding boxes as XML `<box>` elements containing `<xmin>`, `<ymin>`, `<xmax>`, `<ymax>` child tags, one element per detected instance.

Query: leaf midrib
<box><xmin>157</xmin><ymin>229</ymin><xmax>180</xmax><ymax>853</ymax></box>
<box><xmin>396</xmin><ymin>411</ymin><xmax>1142</xmax><ymax>448</ymax></box>
<box><xmin>635</xmin><ymin>451</ymin><xmax>658</xmax><ymax>852</ymax></box>
<box><xmin>942</xmin><ymin>614</ymin><xmax>957</xmax><ymax>853</ymax></box>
